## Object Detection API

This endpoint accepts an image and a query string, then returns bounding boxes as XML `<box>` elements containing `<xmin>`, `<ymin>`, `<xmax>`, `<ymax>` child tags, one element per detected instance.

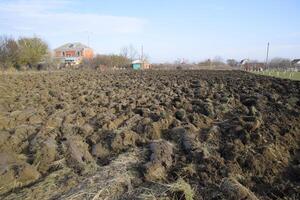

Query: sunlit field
<box><xmin>1</xmin><ymin>70</ymin><xmax>300</xmax><ymax>199</ymax></box>
<box><xmin>254</xmin><ymin>70</ymin><xmax>300</xmax><ymax>81</ymax></box>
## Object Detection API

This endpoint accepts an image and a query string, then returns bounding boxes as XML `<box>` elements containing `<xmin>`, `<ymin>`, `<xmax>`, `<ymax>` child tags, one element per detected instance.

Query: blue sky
<box><xmin>0</xmin><ymin>0</ymin><xmax>299</xmax><ymax>62</ymax></box>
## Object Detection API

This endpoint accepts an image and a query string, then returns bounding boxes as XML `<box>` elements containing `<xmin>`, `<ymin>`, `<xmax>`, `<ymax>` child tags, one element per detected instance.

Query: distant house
<box><xmin>240</xmin><ymin>59</ymin><xmax>249</xmax><ymax>66</ymax></box>
<box><xmin>132</xmin><ymin>60</ymin><xmax>151</xmax><ymax>70</ymax></box>
<box><xmin>54</xmin><ymin>43</ymin><xmax>94</xmax><ymax>65</ymax></box>
<box><xmin>292</xmin><ymin>59</ymin><xmax>300</xmax><ymax>66</ymax></box>
<box><xmin>240</xmin><ymin>59</ymin><xmax>264</xmax><ymax>71</ymax></box>
<box><xmin>291</xmin><ymin>59</ymin><xmax>300</xmax><ymax>71</ymax></box>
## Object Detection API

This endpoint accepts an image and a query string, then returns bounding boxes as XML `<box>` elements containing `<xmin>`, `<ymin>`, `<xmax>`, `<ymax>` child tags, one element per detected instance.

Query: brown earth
<box><xmin>0</xmin><ymin>70</ymin><xmax>299</xmax><ymax>200</ymax></box>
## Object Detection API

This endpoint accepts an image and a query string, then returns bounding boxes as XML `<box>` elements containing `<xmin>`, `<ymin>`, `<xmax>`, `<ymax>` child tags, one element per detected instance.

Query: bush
<box><xmin>18</xmin><ymin>37</ymin><xmax>49</xmax><ymax>69</ymax></box>
<box><xmin>81</xmin><ymin>54</ymin><xmax>131</xmax><ymax>70</ymax></box>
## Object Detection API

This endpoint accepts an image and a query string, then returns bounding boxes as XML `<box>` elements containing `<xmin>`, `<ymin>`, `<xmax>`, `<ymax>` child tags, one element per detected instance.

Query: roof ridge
<box><xmin>54</xmin><ymin>42</ymin><xmax>91</xmax><ymax>50</ymax></box>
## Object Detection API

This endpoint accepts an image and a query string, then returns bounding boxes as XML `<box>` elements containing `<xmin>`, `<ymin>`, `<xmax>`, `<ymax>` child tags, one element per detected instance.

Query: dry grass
<box><xmin>137</xmin><ymin>178</ymin><xmax>195</xmax><ymax>200</ymax></box>
<box><xmin>168</xmin><ymin>178</ymin><xmax>195</xmax><ymax>200</ymax></box>
<box><xmin>1</xmin><ymin>149</ymin><xmax>142</xmax><ymax>200</ymax></box>
<box><xmin>61</xmin><ymin>148</ymin><xmax>142</xmax><ymax>200</ymax></box>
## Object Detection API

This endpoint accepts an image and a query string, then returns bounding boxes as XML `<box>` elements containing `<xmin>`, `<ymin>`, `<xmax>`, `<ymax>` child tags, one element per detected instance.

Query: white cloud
<box><xmin>0</xmin><ymin>0</ymin><xmax>146</xmax><ymax>36</ymax></box>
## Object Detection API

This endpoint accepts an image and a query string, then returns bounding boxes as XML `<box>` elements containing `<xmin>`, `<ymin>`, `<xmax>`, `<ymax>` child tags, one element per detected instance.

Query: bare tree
<box><xmin>120</xmin><ymin>45</ymin><xmax>138</xmax><ymax>61</ymax></box>
<box><xmin>120</xmin><ymin>46</ymin><xmax>129</xmax><ymax>59</ymax></box>
<box><xmin>142</xmin><ymin>53</ymin><xmax>150</xmax><ymax>62</ymax></box>
<box><xmin>212</xmin><ymin>56</ymin><xmax>224</xmax><ymax>66</ymax></box>
<box><xmin>226</xmin><ymin>59</ymin><xmax>238</xmax><ymax>67</ymax></box>
<box><xmin>174</xmin><ymin>58</ymin><xmax>182</xmax><ymax>65</ymax></box>
<box><xmin>269</xmin><ymin>57</ymin><xmax>291</xmax><ymax>70</ymax></box>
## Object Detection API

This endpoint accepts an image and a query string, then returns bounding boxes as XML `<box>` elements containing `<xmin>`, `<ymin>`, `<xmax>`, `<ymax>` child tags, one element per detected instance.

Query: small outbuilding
<box><xmin>132</xmin><ymin>60</ymin><xmax>150</xmax><ymax>70</ymax></box>
<box><xmin>291</xmin><ymin>59</ymin><xmax>300</xmax><ymax>71</ymax></box>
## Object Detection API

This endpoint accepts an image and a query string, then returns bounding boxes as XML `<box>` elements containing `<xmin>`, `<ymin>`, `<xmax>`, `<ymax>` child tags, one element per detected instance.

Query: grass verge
<box><xmin>253</xmin><ymin>70</ymin><xmax>300</xmax><ymax>81</ymax></box>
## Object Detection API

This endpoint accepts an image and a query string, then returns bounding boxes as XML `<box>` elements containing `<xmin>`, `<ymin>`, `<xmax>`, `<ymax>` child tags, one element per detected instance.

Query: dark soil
<box><xmin>0</xmin><ymin>70</ymin><xmax>299</xmax><ymax>200</ymax></box>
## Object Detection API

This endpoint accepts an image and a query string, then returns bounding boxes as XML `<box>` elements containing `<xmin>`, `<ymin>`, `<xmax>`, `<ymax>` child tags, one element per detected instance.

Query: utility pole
<box><xmin>85</xmin><ymin>31</ymin><xmax>91</xmax><ymax>47</ymax></box>
<box><xmin>265</xmin><ymin>42</ymin><xmax>270</xmax><ymax>70</ymax></box>
<box><xmin>141</xmin><ymin>45</ymin><xmax>144</xmax><ymax>61</ymax></box>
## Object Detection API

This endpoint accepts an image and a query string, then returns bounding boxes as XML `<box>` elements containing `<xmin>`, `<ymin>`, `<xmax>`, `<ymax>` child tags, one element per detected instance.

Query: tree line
<box><xmin>1</xmin><ymin>34</ymin><xmax>296</xmax><ymax>71</ymax></box>
<box><xmin>0</xmin><ymin>36</ymin><xmax>50</xmax><ymax>70</ymax></box>
<box><xmin>0</xmin><ymin>35</ymin><xmax>145</xmax><ymax>71</ymax></box>
<box><xmin>226</xmin><ymin>58</ymin><xmax>296</xmax><ymax>70</ymax></box>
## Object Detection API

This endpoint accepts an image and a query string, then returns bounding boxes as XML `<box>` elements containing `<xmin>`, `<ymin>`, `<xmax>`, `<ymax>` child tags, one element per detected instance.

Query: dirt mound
<box><xmin>220</xmin><ymin>177</ymin><xmax>259</xmax><ymax>200</ymax></box>
<box><xmin>0</xmin><ymin>153</ymin><xmax>40</xmax><ymax>194</ymax></box>
<box><xmin>144</xmin><ymin>140</ymin><xmax>174</xmax><ymax>181</ymax></box>
<box><xmin>0</xmin><ymin>70</ymin><xmax>299</xmax><ymax>200</ymax></box>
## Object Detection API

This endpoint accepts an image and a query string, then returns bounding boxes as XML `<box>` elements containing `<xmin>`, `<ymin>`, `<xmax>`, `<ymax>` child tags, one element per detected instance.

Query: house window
<box><xmin>62</xmin><ymin>52</ymin><xmax>65</xmax><ymax>56</ymax></box>
<box><xmin>77</xmin><ymin>51</ymin><xmax>80</xmax><ymax>56</ymax></box>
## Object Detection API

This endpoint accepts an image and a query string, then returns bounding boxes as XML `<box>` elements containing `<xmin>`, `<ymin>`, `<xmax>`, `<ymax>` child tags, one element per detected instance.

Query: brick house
<box><xmin>54</xmin><ymin>43</ymin><xmax>94</xmax><ymax>65</ymax></box>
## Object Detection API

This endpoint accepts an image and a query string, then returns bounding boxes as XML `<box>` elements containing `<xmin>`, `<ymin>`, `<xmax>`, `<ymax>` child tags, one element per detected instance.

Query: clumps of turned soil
<box><xmin>32</xmin><ymin>137</ymin><xmax>57</xmax><ymax>174</ymax></box>
<box><xmin>62</xmin><ymin>134</ymin><xmax>96</xmax><ymax>174</ymax></box>
<box><xmin>144</xmin><ymin>140</ymin><xmax>174</xmax><ymax>181</ymax></box>
<box><xmin>0</xmin><ymin>153</ymin><xmax>40</xmax><ymax>194</ymax></box>
<box><xmin>167</xmin><ymin>126</ymin><xmax>201</xmax><ymax>152</ymax></box>
<box><xmin>90</xmin><ymin>130</ymin><xmax>140</xmax><ymax>164</ymax></box>
<box><xmin>0</xmin><ymin>70</ymin><xmax>299</xmax><ymax>200</ymax></box>
<box><xmin>129</xmin><ymin>110</ymin><xmax>172</xmax><ymax>140</ymax></box>
<box><xmin>220</xmin><ymin>177</ymin><xmax>259</xmax><ymax>200</ymax></box>
<box><xmin>2</xmin><ymin>167</ymin><xmax>78</xmax><ymax>200</ymax></box>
